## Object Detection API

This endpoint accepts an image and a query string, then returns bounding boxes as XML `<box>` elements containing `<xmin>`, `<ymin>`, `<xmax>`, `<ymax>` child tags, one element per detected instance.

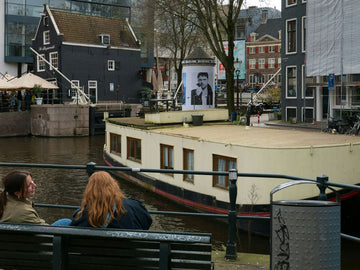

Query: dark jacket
<box><xmin>70</xmin><ymin>198</ymin><xmax>152</xmax><ymax>230</ymax></box>
<box><xmin>191</xmin><ymin>84</ymin><xmax>213</xmax><ymax>105</ymax></box>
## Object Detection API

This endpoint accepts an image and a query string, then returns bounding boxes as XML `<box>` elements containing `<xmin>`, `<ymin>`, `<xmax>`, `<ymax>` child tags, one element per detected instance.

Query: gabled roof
<box><xmin>49</xmin><ymin>7</ymin><xmax>140</xmax><ymax>49</ymax></box>
<box><xmin>255</xmin><ymin>18</ymin><xmax>281</xmax><ymax>40</ymax></box>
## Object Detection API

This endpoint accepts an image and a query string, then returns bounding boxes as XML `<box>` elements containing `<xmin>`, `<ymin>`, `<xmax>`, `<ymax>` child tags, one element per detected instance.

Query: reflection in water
<box><xmin>0</xmin><ymin>135</ymin><xmax>270</xmax><ymax>254</ymax></box>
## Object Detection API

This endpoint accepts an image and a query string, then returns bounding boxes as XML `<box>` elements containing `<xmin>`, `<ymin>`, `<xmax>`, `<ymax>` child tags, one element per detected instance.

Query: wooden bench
<box><xmin>0</xmin><ymin>223</ymin><xmax>213</xmax><ymax>270</ymax></box>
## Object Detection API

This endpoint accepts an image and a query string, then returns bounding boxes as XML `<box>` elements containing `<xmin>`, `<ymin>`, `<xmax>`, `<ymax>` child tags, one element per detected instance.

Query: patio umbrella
<box><xmin>0</xmin><ymin>78</ymin><xmax>19</xmax><ymax>91</ymax></box>
<box><xmin>11</xmin><ymin>73</ymin><xmax>58</xmax><ymax>89</ymax></box>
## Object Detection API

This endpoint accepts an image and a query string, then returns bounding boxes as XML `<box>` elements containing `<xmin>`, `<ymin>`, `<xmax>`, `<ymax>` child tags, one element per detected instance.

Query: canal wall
<box><xmin>0</xmin><ymin>103</ymin><xmax>141</xmax><ymax>137</ymax></box>
<box><xmin>31</xmin><ymin>104</ymin><xmax>89</xmax><ymax>136</ymax></box>
<box><xmin>0</xmin><ymin>111</ymin><xmax>31</xmax><ymax>137</ymax></box>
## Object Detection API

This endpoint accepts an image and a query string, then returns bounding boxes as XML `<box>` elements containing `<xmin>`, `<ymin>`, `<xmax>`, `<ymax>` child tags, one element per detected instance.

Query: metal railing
<box><xmin>0</xmin><ymin>161</ymin><xmax>359</xmax><ymax>260</ymax></box>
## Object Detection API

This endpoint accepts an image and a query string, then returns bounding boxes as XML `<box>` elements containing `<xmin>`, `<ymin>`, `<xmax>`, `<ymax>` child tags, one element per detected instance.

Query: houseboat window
<box><xmin>49</xmin><ymin>52</ymin><xmax>58</xmax><ymax>70</ymax></box>
<box><xmin>160</xmin><ymin>144</ymin><xmax>174</xmax><ymax>171</ymax></box>
<box><xmin>127</xmin><ymin>137</ymin><xmax>141</xmax><ymax>162</ymax></box>
<box><xmin>37</xmin><ymin>54</ymin><xmax>45</xmax><ymax>72</ymax></box>
<box><xmin>43</xmin><ymin>30</ymin><xmax>50</xmax><ymax>45</ymax></box>
<box><xmin>108</xmin><ymin>60</ymin><xmax>115</xmax><ymax>71</ymax></box>
<box><xmin>110</xmin><ymin>133</ymin><xmax>121</xmax><ymax>156</ymax></box>
<box><xmin>212</xmin><ymin>155</ymin><xmax>237</xmax><ymax>189</ymax></box>
<box><xmin>183</xmin><ymin>148</ymin><xmax>194</xmax><ymax>182</ymax></box>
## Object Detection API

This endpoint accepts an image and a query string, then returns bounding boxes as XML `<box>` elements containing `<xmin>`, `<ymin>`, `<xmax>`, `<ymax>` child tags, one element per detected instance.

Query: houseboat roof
<box><xmin>108</xmin><ymin>117</ymin><xmax>360</xmax><ymax>148</ymax></box>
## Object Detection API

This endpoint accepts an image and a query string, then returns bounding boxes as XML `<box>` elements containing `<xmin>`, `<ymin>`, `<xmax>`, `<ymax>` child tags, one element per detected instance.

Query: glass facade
<box><xmin>4</xmin><ymin>0</ymin><xmax>131</xmax><ymax>63</ymax></box>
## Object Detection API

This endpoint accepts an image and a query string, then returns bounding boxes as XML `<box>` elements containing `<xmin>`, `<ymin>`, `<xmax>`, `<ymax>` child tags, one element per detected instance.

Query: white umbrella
<box><xmin>11</xmin><ymin>73</ymin><xmax>59</xmax><ymax>89</ymax></box>
<box><xmin>0</xmin><ymin>78</ymin><xmax>19</xmax><ymax>91</ymax></box>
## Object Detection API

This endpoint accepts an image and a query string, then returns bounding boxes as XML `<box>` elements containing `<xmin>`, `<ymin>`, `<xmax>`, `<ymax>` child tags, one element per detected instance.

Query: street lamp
<box><xmin>235</xmin><ymin>69</ymin><xmax>240</xmax><ymax>112</ymax></box>
<box><xmin>234</xmin><ymin>58</ymin><xmax>242</xmax><ymax>113</ymax></box>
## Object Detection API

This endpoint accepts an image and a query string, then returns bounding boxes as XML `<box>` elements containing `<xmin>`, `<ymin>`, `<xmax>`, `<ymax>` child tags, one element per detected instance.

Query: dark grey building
<box><xmin>281</xmin><ymin>0</ymin><xmax>313</xmax><ymax>122</ymax></box>
<box><xmin>32</xmin><ymin>5</ymin><xmax>141</xmax><ymax>104</ymax></box>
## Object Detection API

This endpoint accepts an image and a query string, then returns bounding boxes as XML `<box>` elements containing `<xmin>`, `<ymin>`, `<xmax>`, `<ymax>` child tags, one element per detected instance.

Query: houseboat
<box><xmin>103</xmin><ymin>109</ymin><xmax>360</xmax><ymax>235</ymax></box>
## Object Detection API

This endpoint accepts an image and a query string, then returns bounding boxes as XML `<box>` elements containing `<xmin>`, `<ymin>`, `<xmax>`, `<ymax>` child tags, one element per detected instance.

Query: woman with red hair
<box><xmin>70</xmin><ymin>171</ymin><xmax>152</xmax><ymax>229</ymax></box>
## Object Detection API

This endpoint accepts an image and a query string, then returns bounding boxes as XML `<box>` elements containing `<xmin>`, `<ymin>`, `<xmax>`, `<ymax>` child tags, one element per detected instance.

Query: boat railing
<box><xmin>0</xmin><ymin>161</ymin><xmax>359</xmax><ymax>260</ymax></box>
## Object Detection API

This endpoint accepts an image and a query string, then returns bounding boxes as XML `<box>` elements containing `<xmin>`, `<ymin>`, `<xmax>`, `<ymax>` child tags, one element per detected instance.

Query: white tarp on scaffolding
<box><xmin>306</xmin><ymin>0</ymin><xmax>360</xmax><ymax>76</ymax></box>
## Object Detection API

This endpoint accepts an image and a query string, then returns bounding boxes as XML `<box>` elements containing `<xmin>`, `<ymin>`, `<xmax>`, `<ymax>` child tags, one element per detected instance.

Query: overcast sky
<box><xmin>242</xmin><ymin>0</ymin><xmax>281</xmax><ymax>11</ymax></box>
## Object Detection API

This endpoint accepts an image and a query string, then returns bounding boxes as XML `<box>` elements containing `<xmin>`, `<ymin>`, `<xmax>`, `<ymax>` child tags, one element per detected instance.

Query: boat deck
<box><xmin>108</xmin><ymin>118</ymin><xmax>360</xmax><ymax>148</ymax></box>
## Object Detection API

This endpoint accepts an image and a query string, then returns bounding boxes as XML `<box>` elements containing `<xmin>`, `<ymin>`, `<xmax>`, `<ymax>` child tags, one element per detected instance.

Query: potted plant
<box><xmin>33</xmin><ymin>84</ymin><xmax>43</xmax><ymax>105</ymax></box>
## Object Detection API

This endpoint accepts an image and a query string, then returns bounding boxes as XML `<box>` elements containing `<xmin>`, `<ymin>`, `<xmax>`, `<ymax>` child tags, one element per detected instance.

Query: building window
<box><xmin>49</xmin><ymin>52</ymin><xmax>58</xmax><ymax>70</ymax></box>
<box><xmin>249</xmin><ymin>75</ymin><xmax>255</xmax><ymax>86</ymax></box>
<box><xmin>70</xmin><ymin>80</ymin><xmax>80</xmax><ymax>97</ymax></box>
<box><xmin>259</xmin><ymin>59</ymin><xmax>265</xmax><ymax>69</ymax></box>
<box><xmin>303</xmin><ymin>108</ymin><xmax>313</xmax><ymax>123</ymax></box>
<box><xmin>351</xmin><ymin>86</ymin><xmax>360</xmax><ymax>105</ymax></box>
<box><xmin>37</xmin><ymin>54</ymin><xmax>45</xmax><ymax>72</ymax></box>
<box><xmin>286</xmin><ymin>107</ymin><xmax>297</xmax><ymax>122</ymax></box>
<box><xmin>43</xmin><ymin>16</ymin><xmax>49</xmax><ymax>26</ymax></box>
<box><xmin>287</xmin><ymin>0</ymin><xmax>297</xmax><ymax>7</ymax></box>
<box><xmin>249</xmin><ymin>47</ymin><xmax>256</xmax><ymax>54</ymax></box>
<box><xmin>183</xmin><ymin>148</ymin><xmax>194</xmax><ymax>182</ymax></box>
<box><xmin>88</xmin><ymin>80</ymin><xmax>97</xmax><ymax>103</ymax></box>
<box><xmin>43</xmin><ymin>30</ymin><xmax>50</xmax><ymax>45</ymax></box>
<box><xmin>302</xmin><ymin>17</ymin><xmax>306</xmax><ymax>52</ymax></box>
<box><xmin>108</xmin><ymin>60</ymin><xmax>115</xmax><ymax>71</ymax></box>
<box><xmin>127</xmin><ymin>137</ymin><xmax>141</xmax><ymax>162</ymax></box>
<box><xmin>286</xmin><ymin>66</ymin><xmax>297</xmax><ymax>98</ymax></box>
<box><xmin>269</xmin><ymin>58</ymin><xmax>275</xmax><ymax>68</ymax></box>
<box><xmin>335</xmin><ymin>86</ymin><xmax>346</xmax><ymax>106</ymax></box>
<box><xmin>160</xmin><ymin>144</ymin><xmax>174</xmax><ymax>170</ymax></box>
<box><xmin>259</xmin><ymin>46</ymin><xmax>265</xmax><ymax>53</ymax></box>
<box><xmin>269</xmin><ymin>46</ymin><xmax>276</xmax><ymax>53</ymax></box>
<box><xmin>286</xmin><ymin>19</ymin><xmax>297</xmax><ymax>54</ymax></box>
<box><xmin>268</xmin><ymin>74</ymin><xmax>274</xmax><ymax>82</ymax></box>
<box><xmin>110</xmin><ymin>133</ymin><xmax>121</xmax><ymax>156</ymax></box>
<box><xmin>249</xmin><ymin>59</ymin><xmax>256</xmax><ymax>69</ymax></box>
<box><xmin>212</xmin><ymin>154</ymin><xmax>236</xmax><ymax>189</ymax></box>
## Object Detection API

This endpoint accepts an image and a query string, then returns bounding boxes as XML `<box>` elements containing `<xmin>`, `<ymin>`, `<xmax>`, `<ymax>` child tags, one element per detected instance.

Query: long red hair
<box><xmin>76</xmin><ymin>171</ymin><xmax>126</xmax><ymax>227</ymax></box>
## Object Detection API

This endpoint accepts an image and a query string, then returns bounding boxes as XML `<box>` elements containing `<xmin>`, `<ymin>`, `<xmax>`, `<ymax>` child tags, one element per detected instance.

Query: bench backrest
<box><xmin>0</xmin><ymin>223</ymin><xmax>213</xmax><ymax>270</ymax></box>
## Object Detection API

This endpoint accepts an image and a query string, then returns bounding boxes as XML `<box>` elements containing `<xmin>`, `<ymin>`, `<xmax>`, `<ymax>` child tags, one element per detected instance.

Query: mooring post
<box><xmin>316</xmin><ymin>174</ymin><xmax>328</xmax><ymax>201</ymax></box>
<box><xmin>225</xmin><ymin>169</ymin><xmax>238</xmax><ymax>260</ymax></box>
<box><xmin>86</xmin><ymin>162</ymin><xmax>96</xmax><ymax>176</ymax></box>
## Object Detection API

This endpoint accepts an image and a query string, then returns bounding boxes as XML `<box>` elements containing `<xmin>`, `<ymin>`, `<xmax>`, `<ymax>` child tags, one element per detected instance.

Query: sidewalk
<box><xmin>212</xmin><ymin>251</ymin><xmax>270</xmax><ymax>269</ymax></box>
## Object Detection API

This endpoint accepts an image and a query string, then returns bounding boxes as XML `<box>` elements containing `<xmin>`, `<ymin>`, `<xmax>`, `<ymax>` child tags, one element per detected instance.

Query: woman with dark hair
<box><xmin>0</xmin><ymin>171</ymin><xmax>47</xmax><ymax>224</ymax></box>
<box><xmin>70</xmin><ymin>171</ymin><xmax>152</xmax><ymax>229</ymax></box>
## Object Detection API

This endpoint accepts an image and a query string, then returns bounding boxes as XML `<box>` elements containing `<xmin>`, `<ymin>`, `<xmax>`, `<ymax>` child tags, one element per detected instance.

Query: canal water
<box><xmin>0</xmin><ymin>135</ymin><xmax>358</xmax><ymax>268</ymax></box>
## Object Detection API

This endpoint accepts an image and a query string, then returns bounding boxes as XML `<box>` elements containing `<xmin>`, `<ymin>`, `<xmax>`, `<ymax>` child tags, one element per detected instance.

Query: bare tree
<box><xmin>155</xmin><ymin>1</ymin><xmax>204</xmax><ymax>88</ymax></box>
<box><xmin>160</xmin><ymin>0</ymin><xmax>243</xmax><ymax>115</ymax></box>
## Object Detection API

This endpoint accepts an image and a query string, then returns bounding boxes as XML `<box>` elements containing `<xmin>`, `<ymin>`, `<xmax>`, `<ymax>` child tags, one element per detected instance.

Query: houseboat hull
<box><xmin>103</xmin><ymin>114</ymin><xmax>360</xmax><ymax>236</ymax></box>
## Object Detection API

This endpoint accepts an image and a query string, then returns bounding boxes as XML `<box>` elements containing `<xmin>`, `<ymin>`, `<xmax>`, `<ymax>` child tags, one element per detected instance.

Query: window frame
<box><xmin>108</xmin><ymin>60</ymin><xmax>115</xmax><ymax>71</ymax></box>
<box><xmin>259</xmin><ymin>58</ymin><xmax>265</xmax><ymax>69</ymax></box>
<box><xmin>43</xmin><ymin>30</ymin><xmax>50</xmax><ymax>45</ymax></box>
<box><xmin>37</xmin><ymin>54</ymin><xmax>46</xmax><ymax>72</ymax></box>
<box><xmin>49</xmin><ymin>51</ymin><xmax>58</xmax><ymax>70</ymax></box>
<box><xmin>160</xmin><ymin>144</ymin><xmax>174</xmax><ymax>173</ymax></box>
<box><xmin>183</xmin><ymin>148</ymin><xmax>194</xmax><ymax>182</ymax></box>
<box><xmin>286</xmin><ymin>66</ymin><xmax>297</xmax><ymax>98</ymax></box>
<box><xmin>70</xmin><ymin>80</ymin><xmax>80</xmax><ymax>97</ymax></box>
<box><xmin>212</xmin><ymin>154</ymin><xmax>237</xmax><ymax>189</ymax></box>
<box><xmin>268</xmin><ymin>58</ymin><xmax>275</xmax><ymax>68</ymax></box>
<box><xmin>302</xmin><ymin>16</ymin><xmax>306</xmax><ymax>53</ymax></box>
<box><xmin>110</xmin><ymin>133</ymin><xmax>121</xmax><ymax>156</ymax></box>
<box><xmin>286</xmin><ymin>0</ymin><xmax>297</xmax><ymax>8</ymax></box>
<box><xmin>249</xmin><ymin>59</ymin><xmax>256</xmax><ymax>69</ymax></box>
<box><xmin>127</xmin><ymin>137</ymin><xmax>141</xmax><ymax>163</ymax></box>
<box><xmin>286</xmin><ymin>18</ymin><xmax>297</xmax><ymax>54</ymax></box>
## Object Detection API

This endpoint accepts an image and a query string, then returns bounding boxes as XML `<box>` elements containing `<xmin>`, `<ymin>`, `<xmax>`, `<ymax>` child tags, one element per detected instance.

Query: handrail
<box><xmin>0</xmin><ymin>161</ymin><xmax>359</xmax><ymax>259</ymax></box>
